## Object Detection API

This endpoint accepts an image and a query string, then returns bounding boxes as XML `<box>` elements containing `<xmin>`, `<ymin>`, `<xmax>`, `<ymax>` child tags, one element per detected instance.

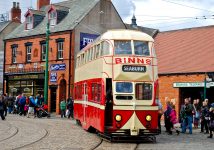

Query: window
<box><xmin>95</xmin><ymin>44</ymin><xmax>100</xmax><ymax>58</ymax></box>
<box><xmin>26</xmin><ymin>16</ymin><xmax>33</xmax><ymax>30</ymax></box>
<box><xmin>134</xmin><ymin>41</ymin><xmax>150</xmax><ymax>56</ymax></box>
<box><xmin>75</xmin><ymin>84</ymin><xmax>82</xmax><ymax>99</ymax></box>
<box><xmin>26</xmin><ymin>45</ymin><xmax>32</xmax><ymax>62</ymax></box>
<box><xmin>114</xmin><ymin>40</ymin><xmax>132</xmax><ymax>55</ymax></box>
<box><xmin>49</xmin><ymin>11</ymin><xmax>57</xmax><ymax>26</ymax></box>
<box><xmin>57</xmin><ymin>42</ymin><xmax>63</xmax><ymax>59</ymax></box>
<box><xmin>116</xmin><ymin>82</ymin><xmax>133</xmax><ymax>93</ymax></box>
<box><xmin>41</xmin><ymin>44</ymin><xmax>46</xmax><ymax>61</ymax></box>
<box><xmin>135</xmin><ymin>83</ymin><xmax>153</xmax><ymax>100</ymax></box>
<box><xmin>92</xmin><ymin>83</ymin><xmax>101</xmax><ymax>102</ymax></box>
<box><xmin>101</xmin><ymin>41</ymin><xmax>110</xmax><ymax>56</ymax></box>
<box><xmin>12</xmin><ymin>46</ymin><xmax>17</xmax><ymax>63</ymax></box>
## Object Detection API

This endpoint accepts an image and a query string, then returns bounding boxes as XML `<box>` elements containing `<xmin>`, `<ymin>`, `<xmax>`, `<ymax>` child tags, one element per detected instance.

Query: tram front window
<box><xmin>114</xmin><ymin>40</ymin><xmax>132</xmax><ymax>55</ymax></box>
<box><xmin>135</xmin><ymin>83</ymin><xmax>152</xmax><ymax>100</ymax></box>
<box><xmin>116</xmin><ymin>82</ymin><xmax>133</xmax><ymax>93</ymax></box>
<box><xmin>134</xmin><ymin>41</ymin><xmax>150</xmax><ymax>56</ymax></box>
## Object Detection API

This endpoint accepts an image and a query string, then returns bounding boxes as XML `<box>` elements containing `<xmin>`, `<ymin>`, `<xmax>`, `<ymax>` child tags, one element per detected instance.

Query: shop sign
<box><xmin>50</xmin><ymin>72</ymin><xmax>57</xmax><ymax>82</ymax></box>
<box><xmin>8</xmin><ymin>74</ymin><xmax>43</xmax><ymax>80</ymax></box>
<box><xmin>122</xmin><ymin>65</ymin><xmax>146</xmax><ymax>72</ymax></box>
<box><xmin>50</xmin><ymin>64</ymin><xmax>66</xmax><ymax>71</ymax></box>
<box><xmin>80</xmin><ymin>33</ymin><xmax>99</xmax><ymax>50</ymax></box>
<box><xmin>173</xmin><ymin>82</ymin><xmax>214</xmax><ymax>88</ymax></box>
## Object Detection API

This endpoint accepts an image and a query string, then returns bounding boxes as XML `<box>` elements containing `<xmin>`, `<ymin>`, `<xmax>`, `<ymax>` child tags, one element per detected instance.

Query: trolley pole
<box><xmin>44</xmin><ymin>22</ymin><xmax>50</xmax><ymax>104</ymax></box>
<box><xmin>204</xmin><ymin>74</ymin><xmax>207</xmax><ymax>100</ymax></box>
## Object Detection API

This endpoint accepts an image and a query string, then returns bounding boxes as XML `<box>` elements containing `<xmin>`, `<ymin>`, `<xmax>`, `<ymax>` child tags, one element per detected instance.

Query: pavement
<box><xmin>0</xmin><ymin>114</ymin><xmax>213</xmax><ymax>150</ymax></box>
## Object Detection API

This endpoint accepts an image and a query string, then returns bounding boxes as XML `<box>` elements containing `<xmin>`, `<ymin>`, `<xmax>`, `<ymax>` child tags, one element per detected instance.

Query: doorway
<box><xmin>50</xmin><ymin>86</ymin><xmax>57</xmax><ymax>112</ymax></box>
<box><xmin>105</xmin><ymin>78</ymin><xmax>113</xmax><ymax>126</ymax></box>
<box><xmin>59</xmin><ymin>79</ymin><xmax>66</xmax><ymax>101</ymax></box>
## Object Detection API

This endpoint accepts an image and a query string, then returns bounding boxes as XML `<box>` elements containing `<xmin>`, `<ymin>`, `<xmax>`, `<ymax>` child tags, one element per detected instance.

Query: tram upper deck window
<box><xmin>135</xmin><ymin>83</ymin><xmax>152</xmax><ymax>100</ymax></box>
<box><xmin>114</xmin><ymin>40</ymin><xmax>132</xmax><ymax>55</ymax></box>
<box><xmin>134</xmin><ymin>41</ymin><xmax>150</xmax><ymax>56</ymax></box>
<box><xmin>101</xmin><ymin>41</ymin><xmax>110</xmax><ymax>56</ymax></box>
<box><xmin>116</xmin><ymin>82</ymin><xmax>133</xmax><ymax>93</ymax></box>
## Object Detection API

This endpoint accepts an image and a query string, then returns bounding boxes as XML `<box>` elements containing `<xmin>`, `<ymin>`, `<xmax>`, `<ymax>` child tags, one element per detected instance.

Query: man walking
<box><xmin>181</xmin><ymin>98</ymin><xmax>193</xmax><ymax>134</ymax></box>
<box><xmin>60</xmin><ymin>99</ymin><xmax>66</xmax><ymax>118</ymax></box>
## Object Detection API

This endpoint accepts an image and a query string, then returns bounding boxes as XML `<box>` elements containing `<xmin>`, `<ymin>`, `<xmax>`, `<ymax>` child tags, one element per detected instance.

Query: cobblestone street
<box><xmin>0</xmin><ymin>115</ymin><xmax>213</xmax><ymax>150</ymax></box>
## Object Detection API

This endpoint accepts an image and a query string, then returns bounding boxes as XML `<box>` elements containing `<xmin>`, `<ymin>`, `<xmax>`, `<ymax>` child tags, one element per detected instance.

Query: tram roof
<box><xmin>79</xmin><ymin>29</ymin><xmax>154</xmax><ymax>53</ymax></box>
<box><xmin>100</xmin><ymin>29</ymin><xmax>154</xmax><ymax>41</ymax></box>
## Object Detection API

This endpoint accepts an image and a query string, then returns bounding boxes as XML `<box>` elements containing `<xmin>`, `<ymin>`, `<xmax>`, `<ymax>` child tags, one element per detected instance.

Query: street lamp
<box><xmin>44</xmin><ymin>22</ymin><xmax>50</xmax><ymax>104</ymax></box>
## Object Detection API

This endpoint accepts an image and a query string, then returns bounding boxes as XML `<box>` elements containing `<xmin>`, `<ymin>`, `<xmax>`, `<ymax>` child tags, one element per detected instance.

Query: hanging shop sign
<box><xmin>50</xmin><ymin>72</ymin><xmax>57</xmax><ymax>82</ymax></box>
<box><xmin>173</xmin><ymin>82</ymin><xmax>214</xmax><ymax>88</ymax></box>
<box><xmin>50</xmin><ymin>64</ymin><xmax>66</xmax><ymax>71</ymax></box>
<box><xmin>80</xmin><ymin>32</ymin><xmax>99</xmax><ymax>50</ymax></box>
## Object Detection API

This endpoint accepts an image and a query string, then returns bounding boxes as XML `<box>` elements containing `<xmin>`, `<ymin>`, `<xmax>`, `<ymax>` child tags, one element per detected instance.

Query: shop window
<box><xmin>26</xmin><ymin>15</ymin><xmax>33</xmax><ymax>30</ymax></box>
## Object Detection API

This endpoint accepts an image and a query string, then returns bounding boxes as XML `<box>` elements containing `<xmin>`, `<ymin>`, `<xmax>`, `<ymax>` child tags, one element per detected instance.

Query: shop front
<box><xmin>4</xmin><ymin>67</ymin><xmax>44</xmax><ymax>97</ymax></box>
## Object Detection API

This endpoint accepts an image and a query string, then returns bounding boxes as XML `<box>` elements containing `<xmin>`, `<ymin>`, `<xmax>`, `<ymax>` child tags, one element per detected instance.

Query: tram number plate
<box><xmin>122</xmin><ymin>65</ymin><xmax>146</xmax><ymax>72</ymax></box>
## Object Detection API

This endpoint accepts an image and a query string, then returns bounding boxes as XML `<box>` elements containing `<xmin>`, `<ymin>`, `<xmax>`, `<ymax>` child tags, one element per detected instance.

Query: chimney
<box><xmin>131</xmin><ymin>14</ymin><xmax>138</xmax><ymax>29</ymax></box>
<box><xmin>11</xmin><ymin>2</ymin><xmax>21</xmax><ymax>23</ymax></box>
<box><xmin>37</xmin><ymin>0</ymin><xmax>50</xmax><ymax>10</ymax></box>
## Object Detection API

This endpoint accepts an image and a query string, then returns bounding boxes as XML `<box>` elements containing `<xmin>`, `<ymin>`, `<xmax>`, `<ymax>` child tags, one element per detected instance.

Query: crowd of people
<box><xmin>158</xmin><ymin>97</ymin><xmax>214</xmax><ymax>138</ymax></box>
<box><xmin>0</xmin><ymin>93</ymin><xmax>74</xmax><ymax>120</ymax></box>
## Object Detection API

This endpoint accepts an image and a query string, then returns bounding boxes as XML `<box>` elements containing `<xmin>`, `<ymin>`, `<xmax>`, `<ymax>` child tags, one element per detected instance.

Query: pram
<box><xmin>36</xmin><ymin>104</ymin><xmax>50</xmax><ymax>118</ymax></box>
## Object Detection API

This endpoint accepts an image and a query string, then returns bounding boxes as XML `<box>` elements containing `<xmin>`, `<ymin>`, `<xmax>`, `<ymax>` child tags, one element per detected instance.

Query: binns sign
<box><xmin>114</xmin><ymin>57</ymin><xmax>152</xmax><ymax>65</ymax></box>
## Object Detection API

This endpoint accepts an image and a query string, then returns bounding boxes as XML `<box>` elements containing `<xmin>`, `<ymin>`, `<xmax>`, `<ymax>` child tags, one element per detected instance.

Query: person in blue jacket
<box><xmin>19</xmin><ymin>93</ymin><xmax>26</xmax><ymax>116</ymax></box>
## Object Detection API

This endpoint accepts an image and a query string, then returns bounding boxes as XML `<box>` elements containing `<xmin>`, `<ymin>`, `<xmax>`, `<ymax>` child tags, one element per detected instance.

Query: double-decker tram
<box><xmin>74</xmin><ymin>29</ymin><xmax>159</xmax><ymax>142</ymax></box>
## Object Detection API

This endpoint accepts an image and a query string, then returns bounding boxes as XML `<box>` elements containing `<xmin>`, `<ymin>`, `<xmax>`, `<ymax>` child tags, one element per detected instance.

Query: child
<box><xmin>170</xmin><ymin>104</ymin><xmax>180</xmax><ymax>135</ymax></box>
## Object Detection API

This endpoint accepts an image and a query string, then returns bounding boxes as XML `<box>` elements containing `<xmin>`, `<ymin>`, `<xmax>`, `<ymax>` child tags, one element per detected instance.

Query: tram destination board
<box><xmin>122</xmin><ymin>65</ymin><xmax>146</xmax><ymax>72</ymax></box>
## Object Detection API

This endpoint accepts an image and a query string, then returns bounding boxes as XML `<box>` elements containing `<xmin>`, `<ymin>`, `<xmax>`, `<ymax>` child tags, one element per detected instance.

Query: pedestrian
<box><xmin>19</xmin><ymin>93</ymin><xmax>26</xmax><ymax>116</ymax></box>
<box><xmin>27</xmin><ymin>96</ymin><xmax>36</xmax><ymax>118</ymax></box>
<box><xmin>60</xmin><ymin>99</ymin><xmax>66</xmax><ymax>118</ymax></box>
<box><xmin>15</xmin><ymin>94</ymin><xmax>22</xmax><ymax>114</ymax></box>
<box><xmin>67</xmin><ymin>96</ymin><xmax>74</xmax><ymax>119</ymax></box>
<box><xmin>0</xmin><ymin>95</ymin><xmax>5</xmax><ymax>120</ymax></box>
<box><xmin>201</xmin><ymin>101</ymin><xmax>209</xmax><ymax>134</ymax></box>
<box><xmin>3</xmin><ymin>93</ymin><xmax>9</xmax><ymax>117</ymax></box>
<box><xmin>40</xmin><ymin>94</ymin><xmax>44</xmax><ymax>105</ymax></box>
<box><xmin>193</xmin><ymin>99</ymin><xmax>200</xmax><ymax>128</ymax></box>
<box><xmin>181</xmin><ymin>98</ymin><xmax>193</xmax><ymax>134</ymax></box>
<box><xmin>7</xmin><ymin>96</ymin><xmax>14</xmax><ymax>114</ymax></box>
<box><xmin>169</xmin><ymin>104</ymin><xmax>180</xmax><ymax>135</ymax></box>
<box><xmin>156</xmin><ymin>98</ymin><xmax>163</xmax><ymax>133</ymax></box>
<box><xmin>207</xmin><ymin>103</ymin><xmax>214</xmax><ymax>138</ymax></box>
<box><xmin>164</xmin><ymin>101</ymin><xmax>173</xmax><ymax>134</ymax></box>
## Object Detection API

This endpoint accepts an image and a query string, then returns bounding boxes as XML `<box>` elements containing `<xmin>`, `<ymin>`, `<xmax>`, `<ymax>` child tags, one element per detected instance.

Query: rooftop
<box><xmin>155</xmin><ymin>25</ymin><xmax>214</xmax><ymax>74</ymax></box>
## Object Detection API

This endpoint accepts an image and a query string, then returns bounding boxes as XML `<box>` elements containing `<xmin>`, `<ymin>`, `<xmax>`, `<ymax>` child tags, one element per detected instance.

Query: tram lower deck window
<box><xmin>135</xmin><ymin>83</ymin><xmax>152</xmax><ymax>100</ymax></box>
<box><xmin>116</xmin><ymin>82</ymin><xmax>133</xmax><ymax>93</ymax></box>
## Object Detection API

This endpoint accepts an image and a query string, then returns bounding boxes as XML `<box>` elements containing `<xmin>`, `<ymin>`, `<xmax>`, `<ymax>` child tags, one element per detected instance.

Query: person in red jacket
<box><xmin>169</xmin><ymin>104</ymin><xmax>180</xmax><ymax>135</ymax></box>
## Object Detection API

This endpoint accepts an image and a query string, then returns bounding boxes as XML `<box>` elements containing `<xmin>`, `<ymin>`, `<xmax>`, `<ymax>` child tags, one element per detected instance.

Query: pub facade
<box><xmin>4</xmin><ymin>0</ymin><xmax>125</xmax><ymax>113</ymax></box>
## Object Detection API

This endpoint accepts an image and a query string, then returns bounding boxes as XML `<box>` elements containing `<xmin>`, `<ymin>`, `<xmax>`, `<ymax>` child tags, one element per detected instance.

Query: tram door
<box><xmin>105</xmin><ymin>78</ymin><xmax>113</xmax><ymax>126</ymax></box>
<box><xmin>83</xmin><ymin>83</ymin><xmax>88</xmax><ymax>125</ymax></box>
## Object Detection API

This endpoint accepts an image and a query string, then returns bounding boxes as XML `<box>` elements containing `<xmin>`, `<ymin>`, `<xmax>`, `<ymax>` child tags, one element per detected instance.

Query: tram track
<box><xmin>12</xmin><ymin>128</ymin><xmax>49</xmax><ymax>150</ymax></box>
<box><xmin>90</xmin><ymin>139</ymin><xmax>103</xmax><ymax>150</ymax></box>
<box><xmin>0</xmin><ymin>122</ymin><xmax>19</xmax><ymax>143</ymax></box>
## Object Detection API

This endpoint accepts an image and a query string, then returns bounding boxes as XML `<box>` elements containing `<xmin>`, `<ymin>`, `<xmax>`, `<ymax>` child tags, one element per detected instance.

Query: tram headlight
<box><xmin>115</xmin><ymin>114</ymin><xmax>122</xmax><ymax>122</ymax></box>
<box><xmin>146</xmin><ymin>115</ymin><xmax>152</xmax><ymax>122</ymax></box>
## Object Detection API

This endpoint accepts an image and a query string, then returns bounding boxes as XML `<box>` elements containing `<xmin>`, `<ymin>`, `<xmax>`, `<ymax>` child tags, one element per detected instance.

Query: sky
<box><xmin>0</xmin><ymin>0</ymin><xmax>214</xmax><ymax>31</ymax></box>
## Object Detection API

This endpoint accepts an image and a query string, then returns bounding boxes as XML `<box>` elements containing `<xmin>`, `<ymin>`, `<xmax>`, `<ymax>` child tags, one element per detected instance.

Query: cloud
<box><xmin>112</xmin><ymin>0</ymin><xmax>136</xmax><ymax>20</ymax></box>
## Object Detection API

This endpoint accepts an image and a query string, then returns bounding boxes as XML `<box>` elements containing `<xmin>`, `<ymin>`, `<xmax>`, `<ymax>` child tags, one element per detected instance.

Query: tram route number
<box><xmin>122</xmin><ymin>65</ymin><xmax>146</xmax><ymax>72</ymax></box>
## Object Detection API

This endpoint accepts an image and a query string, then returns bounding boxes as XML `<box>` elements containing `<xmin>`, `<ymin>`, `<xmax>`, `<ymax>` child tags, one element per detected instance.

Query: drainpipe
<box><xmin>3</xmin><ymin>40</ymin><xmax>6</xmax><ymax>94</ymax></box>
<box><xmin>68</xmin><ymin>31</ymin><xmax>72</xmax><ymax>98</ymax></box>
<box><xmin>204</xmin><ymin>73</ymin><xmax>206</xmax><ymax>100</ymax></box>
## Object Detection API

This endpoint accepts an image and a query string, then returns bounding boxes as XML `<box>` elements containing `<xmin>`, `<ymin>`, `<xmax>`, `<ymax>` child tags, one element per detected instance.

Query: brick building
<box><xmin>155</xmin><ymin>26</ymin><xmax>214</xmax><ymax>113</ymax></box>
<box><xmin>0</xmin><ymin>2</ymin><xmax>21</xmax><ymax>93</ymax></box>
<box><xmin>4</xmin><ymin>0</ymin><xmax>126</xmax><ymax>113</ymax></box>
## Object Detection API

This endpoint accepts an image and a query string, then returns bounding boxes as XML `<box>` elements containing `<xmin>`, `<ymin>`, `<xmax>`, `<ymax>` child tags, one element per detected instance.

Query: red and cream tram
<box><xmin>74</xmin><ymin>29</ymin><xmax>159</xmax><ymax>141</ymax></box>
